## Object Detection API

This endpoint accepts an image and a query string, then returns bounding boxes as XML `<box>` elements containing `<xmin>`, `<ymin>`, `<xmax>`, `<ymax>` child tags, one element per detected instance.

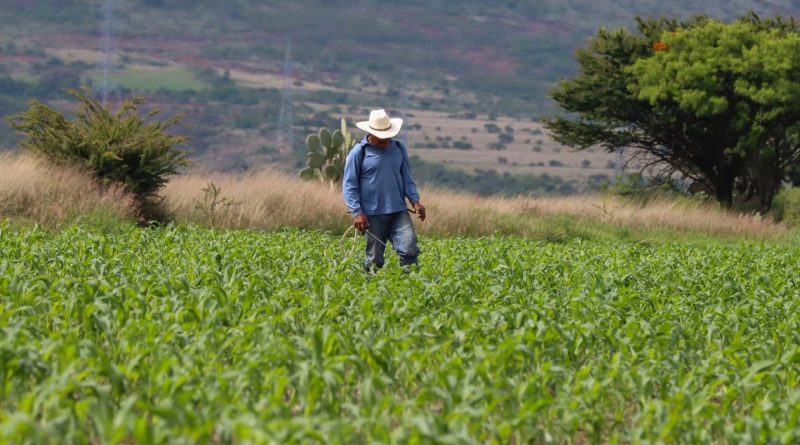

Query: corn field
<box><xmin>0</xmin><ymin>221</ymin><xmax>799</xmax><ymax>444</ymax></box>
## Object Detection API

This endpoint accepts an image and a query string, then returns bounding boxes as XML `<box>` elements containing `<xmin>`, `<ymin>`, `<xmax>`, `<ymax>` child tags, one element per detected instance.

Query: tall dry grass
<box><xmin>163</xmin><ymin>169</ymin><xmax>786</xmax><ymax>239</ymax></box>
<box><xmin>0</xmin><ymin>153</ymin><xmax>135</xmax><ymax>226</ymax></box>
<box><xmin>0</xmin><ymin>152</ymin><xmax>786</xmax><ymax>238</ymax></box>
<box><xmin>162</xmin><ymin>170</ymin><xmax>352</xmax><ymax>232</ymax></box>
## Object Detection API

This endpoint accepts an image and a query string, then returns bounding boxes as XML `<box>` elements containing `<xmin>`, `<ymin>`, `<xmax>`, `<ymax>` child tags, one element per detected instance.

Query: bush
<box><xmin>233</xmin><ymin>113</ymin><xmax>261</xmax><ymax>129</ymax></box>
<box><xmin>771</xmin><ymin>188</ymin><xmax>800</xmax><ymax>226</ymax></box>
<box><xmin>484</xmin><ymin>123</ymin><xmax>501</xmax><ymax>134</ymax></box>
<box><xmin>7</xmin><ymin>88</ymin><xmax>188</xmax><ymax>220</ymax></box>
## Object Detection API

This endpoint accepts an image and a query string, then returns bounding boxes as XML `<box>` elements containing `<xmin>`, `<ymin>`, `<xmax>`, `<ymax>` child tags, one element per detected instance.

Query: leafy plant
<box><xmin>300</xmin><ymin>118</ymin><xmax>357</xmax><ymax>188</ymax></box>
<box><xmin>771</xmin><ymin>187</ymin><xmax>800</xmax><ymax>225</ymax></box>
<box><xmin>194</xmin><ymin>182</ymin><xmax>239</xmax><ymax>227</ymax></box>
<box><xmin>7</xmin><ymin>88</ymin><xmax>188</xmax><ymax>219</ymax></box>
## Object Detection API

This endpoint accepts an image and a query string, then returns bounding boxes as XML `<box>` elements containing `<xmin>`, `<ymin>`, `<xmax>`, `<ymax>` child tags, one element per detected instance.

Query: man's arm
<box><xmin>342</xmin><ymin>146</ymin><xmax>363</xmax><ymax>216</ymax></box>
<box><xmin>399</xmin><ymin>145</ymin><xmax>420</xmax><ymax>205</ymax></box>
<box><xmin>399</xmin><ymin>144</ymin><xmax>426</xmax><ymax>221</ymax></box>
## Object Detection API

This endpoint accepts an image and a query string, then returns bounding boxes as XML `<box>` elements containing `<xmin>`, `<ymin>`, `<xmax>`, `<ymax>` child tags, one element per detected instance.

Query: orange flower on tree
<box><xmin>653</xmin><ymin>41</ymin><xmax>669</xmax><ymax>53</ymax></box>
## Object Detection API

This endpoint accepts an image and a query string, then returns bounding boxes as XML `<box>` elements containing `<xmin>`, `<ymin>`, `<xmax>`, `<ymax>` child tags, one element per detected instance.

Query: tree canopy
<box><xmin>545</xmin><ymin>14</ymin><xmax>800</xmax><ymax>211</ymax></box>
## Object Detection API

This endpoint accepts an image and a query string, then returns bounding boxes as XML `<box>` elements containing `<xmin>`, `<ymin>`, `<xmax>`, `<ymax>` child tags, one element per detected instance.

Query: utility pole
<box><xmin>96</xmin><ymin>0</ymin><xmax>117</xmax><ymax>105</ymax></box>
<box><xmin>395</xmin><ymin>68</ymin><xmax>411</xmax><ymax>147</ymax></box>
<box><xmin>276</xmin><ymin>38</ymin><xmax>294</xmax><ymax>156</ymax></box>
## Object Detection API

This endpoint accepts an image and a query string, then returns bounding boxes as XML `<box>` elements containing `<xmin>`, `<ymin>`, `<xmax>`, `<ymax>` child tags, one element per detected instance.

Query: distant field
<box><xmin>1</xmin><ymin>224</ymin><xmax>799</xmax><ymax>443</ymax></box>
<box><xmin>89</xmin><ymin>65</ymin><xmax>208</xmax><ymax>92</ymax></box>
<box><xmin>12</xmin><ymin>37</ymin><xmax>617</xmax><ymax>181</ymax></box>
<box><xmin>334</xmin><ymin>108</ymin><xmax>619</xmax><ymax>179</ymax></box>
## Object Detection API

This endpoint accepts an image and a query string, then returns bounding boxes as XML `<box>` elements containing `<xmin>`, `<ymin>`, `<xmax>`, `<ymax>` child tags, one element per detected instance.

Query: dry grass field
<box><xmin>0</xmin><ymin>154</ymin><xmax>135</xmax><ymax>225</ymax></box>
<box><xmin>0</xmin><ymin>153</ymin><xmax>784</xmax><ymax>239</ymax></box>
<box><xmin>164</xmin><ymin>170</ymin><xmax>781</xmax><ymax>238</ymax></box>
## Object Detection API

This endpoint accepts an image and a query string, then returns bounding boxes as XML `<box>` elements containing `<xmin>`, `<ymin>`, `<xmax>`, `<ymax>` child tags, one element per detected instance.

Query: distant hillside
<box><xmin>1</xmin><ymin>0</ymin><xmax>798</xmax><ymax>191</ymax></box>
<box><xmin>1</xmin><ymin>0</ymin><xmax>797</xmax><ymax>116</ymax></box>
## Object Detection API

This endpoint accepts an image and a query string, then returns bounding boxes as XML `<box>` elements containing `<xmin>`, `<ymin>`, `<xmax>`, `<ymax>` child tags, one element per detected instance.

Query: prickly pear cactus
<box><xmin>300</xmin><ymin>118</ymin><xmax>357</xmax><ymax>188</ymax></box>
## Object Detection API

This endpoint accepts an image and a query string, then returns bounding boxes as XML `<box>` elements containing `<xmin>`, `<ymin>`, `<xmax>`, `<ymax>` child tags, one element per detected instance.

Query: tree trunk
<box><xmin>713</xmin><ymin>174</ymin><xmax>735</xmax><ymax>209</ymax></box>
<box><xmin>757</xmin><ymin>174</ymin><xmax>781</xmax><ymax>214</ymax></box>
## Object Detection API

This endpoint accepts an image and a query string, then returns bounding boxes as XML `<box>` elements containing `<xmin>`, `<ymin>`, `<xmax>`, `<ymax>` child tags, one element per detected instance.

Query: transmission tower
<box><xmin>94</xmin><ymin>0</ymin><xmax>118</xmax><ymax>104</ymax></box>
<box><xmin>395</xmin><ymin>68</ymin><xmax>411</xmax><ymax>147</ymax></box>
<box><xmin>276</xmin><ymin>39</ymin><xmax>294</xmax><ymax>155</ymax></box>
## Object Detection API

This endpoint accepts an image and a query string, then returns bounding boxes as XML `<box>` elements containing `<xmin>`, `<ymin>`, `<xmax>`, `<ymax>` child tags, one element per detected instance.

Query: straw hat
<box><xmin>356</xmin><ymin>109</ymin><xmax>403</xmax><ymax>139</ymax></box>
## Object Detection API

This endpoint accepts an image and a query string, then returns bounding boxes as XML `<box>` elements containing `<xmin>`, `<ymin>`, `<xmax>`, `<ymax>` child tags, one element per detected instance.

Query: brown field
<box><xmin>333</xmin><ymin>108</ymin><xmax>619</xmax><ymax>180</ymax></box>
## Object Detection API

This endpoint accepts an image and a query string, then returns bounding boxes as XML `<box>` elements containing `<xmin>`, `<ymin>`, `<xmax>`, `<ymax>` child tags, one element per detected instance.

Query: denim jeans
<box><xmin>365</xmin><ymin>211</ymin><xmax>420</xmax><ymax>270</ymax></box>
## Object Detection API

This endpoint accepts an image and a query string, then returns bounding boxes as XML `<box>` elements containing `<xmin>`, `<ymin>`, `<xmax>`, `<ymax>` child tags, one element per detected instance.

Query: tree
<box><xmin>8</xmin><ymin>88</ymin><xmax>188</xmax><ymax>219</ymax></box>
<box><xmin>545</xmin><ymin>15</ymin><xmax>800</xmax><ymax>212</ymax></box>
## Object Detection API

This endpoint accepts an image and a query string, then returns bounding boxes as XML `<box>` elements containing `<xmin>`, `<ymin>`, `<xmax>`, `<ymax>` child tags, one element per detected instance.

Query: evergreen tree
<box><xmin>8</xmin><ymin>88</ymin><xmax>188</xmax><ymax>220</ymax></box>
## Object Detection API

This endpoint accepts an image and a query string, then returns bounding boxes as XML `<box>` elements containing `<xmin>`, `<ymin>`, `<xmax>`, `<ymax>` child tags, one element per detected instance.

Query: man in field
<box><xmin>343</xmin><ymin>109</ymin><xmax>427</xmax><ymax>272</ymax></box>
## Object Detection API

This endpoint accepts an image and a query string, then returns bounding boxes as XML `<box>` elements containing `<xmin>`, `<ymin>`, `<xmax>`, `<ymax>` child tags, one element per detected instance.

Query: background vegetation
<box><xmin>547</xmin><ymin>15</ymin><xmax>800</xmax><ymax>212</ymax></box>
<box><xmin>2</xmin><ymin>1</ymin><xmax>799</xmax><ymax>195</ymax></box>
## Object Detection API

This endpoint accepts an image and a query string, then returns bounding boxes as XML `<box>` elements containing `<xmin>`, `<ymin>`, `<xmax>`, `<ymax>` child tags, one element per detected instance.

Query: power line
<box><xmin>395</xmin><ymin>68</ymin><xmax>411</xmax><ymax>147</ymax></box>
<box><xmin>95</xmin><ymin>0</ymin><xmax>117</xmax><ymax>104</ymax></box>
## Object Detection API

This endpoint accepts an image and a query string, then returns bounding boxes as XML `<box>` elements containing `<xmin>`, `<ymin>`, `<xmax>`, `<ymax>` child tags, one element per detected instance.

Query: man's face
<box><xmin>369</xmin><ymin>134</ymin><xmax>392</xmax><ymax>149</ymax></box>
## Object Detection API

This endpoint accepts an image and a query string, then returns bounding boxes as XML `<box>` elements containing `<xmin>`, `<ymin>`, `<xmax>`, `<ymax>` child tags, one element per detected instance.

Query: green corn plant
<box><xmin>300</xmin><ymin>118</ymin><xmax>357</xmax><ymax>188</ymax></box>
<box><xmin>2</xmin><ymin>221</ymin><xmax>800</xmax><ymax>444</ymax></box>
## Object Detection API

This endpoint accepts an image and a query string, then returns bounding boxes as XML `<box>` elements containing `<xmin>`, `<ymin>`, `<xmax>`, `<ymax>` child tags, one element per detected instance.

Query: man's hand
<box><xmin>354</xmin><ymin>214</ymin><xmax>369</xmax><ymax>234</ymax></box>
<box><xmin>414</xmin><ymin>202</ymin><xmax>427</xmax><ymax>221</ymax></box>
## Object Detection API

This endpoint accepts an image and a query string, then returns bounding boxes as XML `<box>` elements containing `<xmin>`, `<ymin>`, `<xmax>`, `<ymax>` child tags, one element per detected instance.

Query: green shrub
<box><xmin>7</xmin><ymin>88</ymin><xmax>188</xmax><ymax>220</ymax></box>
<box><xmin>771</xmin><ymin>188</ymin><xmax>800</xmax><ymax>225</ymax></box>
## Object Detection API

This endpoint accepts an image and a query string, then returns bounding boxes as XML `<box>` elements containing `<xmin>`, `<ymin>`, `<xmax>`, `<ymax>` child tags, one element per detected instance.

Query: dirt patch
<box><xmin>447</xmin><ymin>47</ymin><xmax>518</xmax><ymax>76</ymax></box>
<box><xmin>519</xmin><ymin>19</ymin><xmax>572</xmax><ymax>38</ymax></box>
<box><xmin>395</xmin><ymin>18</ymin><xmax>443</xmax><ymax>39</ymax></box>
<box><xmin>0</xmin><ymin>54</ymin><xmax>42</xmax><ymax>64</ymax></box>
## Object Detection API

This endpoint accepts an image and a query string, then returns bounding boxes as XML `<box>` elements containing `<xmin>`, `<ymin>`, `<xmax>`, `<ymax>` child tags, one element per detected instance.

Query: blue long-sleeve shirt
<box><xmin>343</xmin><ymin>137</ymin><xmax>420</xmax><ymax>216</ymax></box>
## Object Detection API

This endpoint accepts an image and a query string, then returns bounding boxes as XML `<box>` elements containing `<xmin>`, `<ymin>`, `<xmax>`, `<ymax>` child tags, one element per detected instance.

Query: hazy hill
<box><xmin>2</xmin><ymin>0</ymin><xmax>796</xmax><ymax>114</ymax></box>
<box><xmin>1</xmin><ymin>0</ymin><xmax>798</xmax><ymax>192</ymax></box>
